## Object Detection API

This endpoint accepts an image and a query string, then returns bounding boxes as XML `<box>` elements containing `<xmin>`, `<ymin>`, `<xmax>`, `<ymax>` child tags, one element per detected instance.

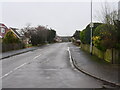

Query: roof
<box><xmin>10</xmin><ymin>28</ymin><xmax>23</xmax><ymax>39</ymax></box>
<box><xmin>0</xmin><ymin>23</ymin><xmax>24</xmax><ymax>39</ymax></box>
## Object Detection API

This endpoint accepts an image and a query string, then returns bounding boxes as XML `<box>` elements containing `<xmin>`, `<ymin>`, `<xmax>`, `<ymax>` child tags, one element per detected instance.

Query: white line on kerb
<box><xmin>67</xmin><ymin>47</ymin><xmax>74</xmax><ymax>68</ymax></box>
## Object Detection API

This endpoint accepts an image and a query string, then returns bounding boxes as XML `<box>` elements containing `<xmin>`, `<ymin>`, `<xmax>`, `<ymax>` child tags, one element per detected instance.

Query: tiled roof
<box><xmin>10</xmin><ymin>28</ymin><xmax>23</xmax><ymax>39</ymax></box>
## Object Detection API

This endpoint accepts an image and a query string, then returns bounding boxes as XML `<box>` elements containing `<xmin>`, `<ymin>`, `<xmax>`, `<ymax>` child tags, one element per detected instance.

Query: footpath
<box><xmin>69</xmin><ymin>44</ymin><xmax>120</xmax><ymax>88</ymax></box>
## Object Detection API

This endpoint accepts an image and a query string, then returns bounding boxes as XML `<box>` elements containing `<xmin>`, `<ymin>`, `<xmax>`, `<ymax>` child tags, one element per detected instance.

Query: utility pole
<box><xmin>90</xmin><ymin>0</ymin><xmax>93</xmax><ymax>54</ymax></box>
<box><xmin>118</xmin><ymin>1</ymin><xmax>120</xmax><ymax>21</ymax></box>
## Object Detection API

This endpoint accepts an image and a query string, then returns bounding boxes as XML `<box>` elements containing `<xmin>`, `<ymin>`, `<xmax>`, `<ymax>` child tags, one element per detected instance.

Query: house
<box><xmin>10</xmin><ymin>27</ymin><xmax>23</xmax><ymax>39</ymax></box>
<box><xmin>60</xmin><ymin>36</ymin><xmax>71</xmax><ymax>42</ymax></box>
<box><xmin>0</xmin><ymin>23</ymin><xmax>30</xmax><ymax>44</ymax></box>
<box><xmin>0</xmin><ymin>24</ymin><xmax>22</xmax><ymax>39</ymax></box>
<box><xmin>54</xmin><ymin>36</ymin><xmax>62</xmax><ymax>42</ymax></box>
<box><xmin>0</xmin><ymin>23</ymin><xmax>25</xmax><ymax>43</ymax></box>
<box><xmin>10</xmin><ymin>28</ymin><xmax>30</xmax><ymax>44</ymax></box>
<box><xmin>0</xmin><ymin>23</ymin><xmax>9</xmax><ymax>38</ymax></box>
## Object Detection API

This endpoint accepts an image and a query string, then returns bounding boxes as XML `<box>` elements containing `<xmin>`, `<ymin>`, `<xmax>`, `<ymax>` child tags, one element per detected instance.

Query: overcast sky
<box><xmin>0</xmin><ymin>0</ymin><xmax>119</xmax><ymax>36</ymax></box>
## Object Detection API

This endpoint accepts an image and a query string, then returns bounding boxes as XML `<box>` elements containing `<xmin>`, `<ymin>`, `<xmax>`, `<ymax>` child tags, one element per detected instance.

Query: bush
<box><xmin>80</xmin><ymin>23</ymin><xmax>102</xmax><ymax>44</ymax></box>
<box><xmin>2</xmin><ymin>30</ymin><xmax>25</xmax><ymax>52</ymax></box>
<box><xmin>3</xmin><ymin>30</ymin><xmax>21</xmax><ymax>44</ymax></box>
<box><xmin>93</xmin><ymin>24</ymin><xmax>117</xmax><ymax>50</ymax></box>
<box><xmin>80</xmin><ymin>30</ymin><xmax>85</xmax><ymax>44</ymax></box>
<box><xmin>2</xmin><ymin>43</ymin><xmax>25</xmax><ymax>52</ymax></box>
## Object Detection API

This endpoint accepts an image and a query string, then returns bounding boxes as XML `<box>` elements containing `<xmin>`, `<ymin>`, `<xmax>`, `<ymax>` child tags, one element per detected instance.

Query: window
<box><xmin>1</xmin><ymin>28</ymin><xmax>5</xmax><ymax>33</ymax></box>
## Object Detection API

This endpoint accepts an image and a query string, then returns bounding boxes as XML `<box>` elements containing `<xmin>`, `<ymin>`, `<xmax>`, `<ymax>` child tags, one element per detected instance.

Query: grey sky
<box><xmin>0</xmin><ymin>1</ymin><xmax>119</xmax><ymax>36</ymax></box>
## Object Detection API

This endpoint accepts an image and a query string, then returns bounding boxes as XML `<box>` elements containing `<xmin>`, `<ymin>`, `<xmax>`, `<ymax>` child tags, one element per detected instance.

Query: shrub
<box><xmin>80</xmin><ymin>23</ymin><xmax>102</xmax><ymax>44</ymax></box>
<box><xmin>3</xmin><ymin>30</ymin><xmax>21</xmax><ymax>44</ymax></box>
<box><xmin>93</xmin><ymin>24</ymin><xmax>117</xmax><ymax>50</ymax></box>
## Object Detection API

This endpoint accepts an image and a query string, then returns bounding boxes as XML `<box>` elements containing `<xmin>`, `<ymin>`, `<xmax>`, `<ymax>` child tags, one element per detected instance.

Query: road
<box><xmin>2</xmin><ymin>43</ymin><xmax>103</xmax><ymax>88</ymax></box>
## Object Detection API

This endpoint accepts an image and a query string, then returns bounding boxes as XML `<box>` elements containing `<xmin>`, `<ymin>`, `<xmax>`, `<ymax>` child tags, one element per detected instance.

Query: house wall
<box><xmin>0</xmin><ymin>24</ymin><xmax>9</xmax><ymax>38</ymax></box>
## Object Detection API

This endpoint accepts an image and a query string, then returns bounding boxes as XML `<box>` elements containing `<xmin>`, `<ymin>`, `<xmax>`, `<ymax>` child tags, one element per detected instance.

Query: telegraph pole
<box><xmin>90</xmin><ymin>0</ymin><xmax>93</xmax><ymax>54</ymax></box>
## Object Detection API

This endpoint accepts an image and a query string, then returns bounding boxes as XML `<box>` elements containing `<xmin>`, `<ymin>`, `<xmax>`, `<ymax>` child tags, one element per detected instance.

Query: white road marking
<box><xmin>1</xmin><ymin>54</ymin><xmax>41</xmax><ymax>79</ymax></box>
<box><xmin>67</xmin><ymin>47</ymin><xmax>74</xmax><ymax>68</ymax></box>
<box><xmin>67</xmin><ymin>47</ymin><xmax>81</xmax><ymax>72</ymax></box>
<box><xmin>13</xmin><ymin>63</ymin><xmax>27</xmax><ymax>71</ymax></box>
<box><xmin>1</xmin><ymin>71</ymin><xmax>13</xmax><ymax>79</ymax></box>
<box><xmin>0</xmin><ymin>62</ymin><xmax>27</xmax><ymax>79</ymax></box>
<box><xmin>34</xmin><ymin>54</ymin><xmax>41</xmax><ymax>59</ymax></box>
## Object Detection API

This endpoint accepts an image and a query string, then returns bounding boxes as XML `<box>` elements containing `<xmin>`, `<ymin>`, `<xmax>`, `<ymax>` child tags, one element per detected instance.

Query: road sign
<box><xmin>90</xmin><ymin>22</ymin><xmax>94</xmax><ymax>28</ymax></box>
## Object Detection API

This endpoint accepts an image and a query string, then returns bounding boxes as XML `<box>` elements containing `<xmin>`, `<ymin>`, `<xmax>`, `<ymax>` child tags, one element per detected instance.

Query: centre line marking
<box><xmin>0</xmin><ymin>62</ymin><xmax>27</xmax><ymax>79</ymax></box>
<box><xmin>1</xmin><ymin>54</ymin><xmax>41</xmax><ymax>79</ymax></box>
<box><xmin>34</xmin><ymin>54</ymin><xmax>41</xmax><ymax>59</ymax></box>
<box><xmin>13</xmin><ymin>63</ymin><xmax>27</xmax><ymax>71</ymax></box>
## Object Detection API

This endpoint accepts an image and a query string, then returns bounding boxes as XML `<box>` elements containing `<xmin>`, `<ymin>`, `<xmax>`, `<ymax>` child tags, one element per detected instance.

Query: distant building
<box><xmin>54</xmin><ymin>36</ymin><xmax>62</xmax><ymax>42</ymax></box>
<box><xmin>118</xmin><ymin>1</ymin><xmax>120</xmax><ymax>21</ymax></box>
<box><xmin>60</xmin><ymin>36</ymin><xmax>71</xmax><ymax>42</ymax></box>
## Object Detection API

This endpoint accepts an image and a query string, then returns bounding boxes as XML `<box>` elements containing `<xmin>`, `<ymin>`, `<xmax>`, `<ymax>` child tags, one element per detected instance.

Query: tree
<box><xmin>73</xmin><ymin>30</ymin><xmax>80</xmax><ymax>40</ymax></box>
<box><xmin>25</xmin><ymin>25</ymin><xmax>56</xmax><ymax>45</ymax></box>
<box><xmin>93</xmin><ymin>2</ymin><xmax>119</xmax><ymax>50</ymax></box>
<box><xmin>80</xmin><ymin>23</ymin><xmax>102</xmax><ymax>44</ymax></box>
<box><xmin>96</xmin><ymin>2</ymin><xmax>118</xmax><ymax>25</ymax></box>
<box><xmin>93</xmin><ymin>24</ymin><xmax>117</xmax><ymax>51</ymax></box>
<box><xmin>47</xmin><ymin>29</ymin><xmax>56</xmax><ymax>43</ymax></box>
<box><xmin>114</xmin><ymin>20</ymin><xmax>120</xmax><ymax>49</ymax></box>
<box><xmin>80</xmin><ymin>30</ymin><xmax>85</xmax><ymax>44</ymax></box>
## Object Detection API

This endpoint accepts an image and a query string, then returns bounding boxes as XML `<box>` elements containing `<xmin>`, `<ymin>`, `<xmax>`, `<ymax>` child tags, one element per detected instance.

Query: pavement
<box><xmin>68</xmin><ymin>43</ymin><xmax>120</xmax><ymax>87</ymax></box>
<box><xmin>2</xmin><ymin>43</ymin><xmax>104</xmax><ymax>88</ymax></box>
<box><xmin>0</xmin><ymin>47</ymin><xmax>37</xmax><ymax>60</ymax></box>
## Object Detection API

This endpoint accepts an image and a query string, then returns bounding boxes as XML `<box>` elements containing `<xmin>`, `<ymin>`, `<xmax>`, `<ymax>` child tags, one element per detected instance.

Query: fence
<box><xmin>80</xmin><ymin>43</ymin><xmax>120</xmax><ymax>64</ymax></box>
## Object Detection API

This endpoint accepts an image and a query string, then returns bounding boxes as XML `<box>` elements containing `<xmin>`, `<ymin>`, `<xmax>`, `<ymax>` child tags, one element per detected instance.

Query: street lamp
<box><xmin>90</xmin><ymin>0</ymin><xmax>93</xmax><ymax>54</ymax></box>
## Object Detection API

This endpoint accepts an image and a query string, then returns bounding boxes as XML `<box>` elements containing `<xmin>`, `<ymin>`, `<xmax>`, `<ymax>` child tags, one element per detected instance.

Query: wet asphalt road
<box><xmin>2</xmin><ymin>43</ymin><xmax>103</xmax><ymax>88</ymax></box>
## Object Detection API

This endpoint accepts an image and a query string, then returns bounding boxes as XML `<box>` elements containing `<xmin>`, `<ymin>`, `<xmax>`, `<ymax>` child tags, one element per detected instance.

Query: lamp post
<box><xmin>118</xmin><ymin>1</ymin><xmax>120</xmax><ymax>21</ymax></box>
<box><xmin>90</xmin><ymin>0</ymin><xmax>93</xmax><ymax>54</ymax></box>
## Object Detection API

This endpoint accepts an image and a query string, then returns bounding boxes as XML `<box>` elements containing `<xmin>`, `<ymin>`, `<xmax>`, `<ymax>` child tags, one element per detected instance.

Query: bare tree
<box><xmin>95</xmin><ymin>2</ymin><xmax>118</xmax><ymax>25</ymax></box>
